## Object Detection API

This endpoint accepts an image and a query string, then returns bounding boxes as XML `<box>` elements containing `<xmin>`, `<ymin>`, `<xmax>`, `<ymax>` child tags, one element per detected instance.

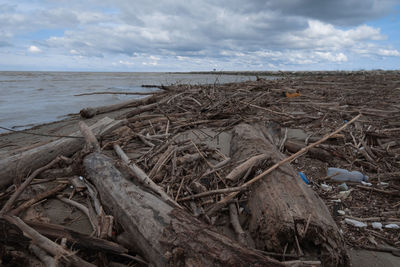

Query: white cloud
<box><xmin>315</xmin><ymin>52</ymin><xmax>348</xmax><ymax>62</ymax></box>
<box><xmin>377</xmin><ymin>49</ymin><xmax>400</xmax><ymax>57</ymax></box>
<box><xmin>28</xmin><ymin>45</ymin><xmax>41</xmax><ymax>53</ymax></box>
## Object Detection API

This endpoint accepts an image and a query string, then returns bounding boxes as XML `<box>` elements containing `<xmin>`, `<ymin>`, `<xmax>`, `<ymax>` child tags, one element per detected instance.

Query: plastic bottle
<box><xmin>327</xmin><ymin>167</ymin><xmax>368</xmax><ymax>182</ymax></box>
<box><xmin>298</xmin><ymin>171</ymin><xmax>309</xmax><ymax>184</ymax></box>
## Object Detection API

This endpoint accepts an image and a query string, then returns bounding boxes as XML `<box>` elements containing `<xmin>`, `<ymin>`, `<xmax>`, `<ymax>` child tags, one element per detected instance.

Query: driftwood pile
<box><xmin>1</xmin><ymin>71</ymin><xmax>400</xmax><ymax>266</ymax></box>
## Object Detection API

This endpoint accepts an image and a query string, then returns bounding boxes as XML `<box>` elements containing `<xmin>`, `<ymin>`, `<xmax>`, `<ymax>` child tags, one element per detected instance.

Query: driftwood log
<box><xmin>0</xmin><ymin>117</ymin><xmax>122</xmax><ymax>188</ymax></box>
<box><xmin>83</xmin><ymin>152</ymin><xmax>283</xmax><ymax>266</ymax></box>
<box><xmin>230</xmin><ymin>123</ymin><xmax>349</xmax><ymax>266</ymax></box>
<box><xmin>78</xmin><ymin>121</ymin><xmax>282</xmax><ymax>266</ymax></box>
<box><xmin>80</xmin><ymin>95</ymin><xmax>160</xmax><ymax>118</ymax></box>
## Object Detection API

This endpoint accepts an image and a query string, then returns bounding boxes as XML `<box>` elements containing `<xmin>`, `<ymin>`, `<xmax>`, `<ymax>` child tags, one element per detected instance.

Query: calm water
<box><xmin>0</xmin><ymin>72</ymin><xmax>259</xmax><ymax>133</ymax></box>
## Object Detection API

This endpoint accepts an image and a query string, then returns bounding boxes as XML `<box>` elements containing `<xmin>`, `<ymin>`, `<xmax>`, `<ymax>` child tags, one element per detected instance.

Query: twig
<box><xmin>57</xmin><ymin>196</ymin><xmax>97</xmax><ymax>232</ymax></box>
<box><xmin>1</xmin><ymin>157</ymin><xmax>61</xmax><ymax>214</ymax></box>
<box><xmin>356</xmin><ymin>185</ymin><xmax>400</xmax><ymax>196</ymax></box>
<box><xmin>10</xmin><ymin>184</ymin><xmax>66</xmax><ymax>215</ymax></box>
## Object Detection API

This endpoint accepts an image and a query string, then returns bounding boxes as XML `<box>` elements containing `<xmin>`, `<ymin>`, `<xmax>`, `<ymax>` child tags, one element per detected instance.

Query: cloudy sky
<box><xmin>0</xmin><ymin>0</ymin><xmax>399</xmax><ymax>71</ymax></box>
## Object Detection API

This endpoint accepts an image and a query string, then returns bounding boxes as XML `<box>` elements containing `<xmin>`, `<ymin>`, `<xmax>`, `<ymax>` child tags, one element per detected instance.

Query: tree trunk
<box><xmin>80</xmin><ymin>95</ymin><xmax>159</xmax><ymax>118</ymax></box>
<box><xmin>83</xmin><ymin>152</ymin><xmax>282</xmax><ymax>267</ymax></box>
<box><xmin>230</xmin><ymin>123</ymin><xmax>349</xmax><ymax>266</ymax></box>
<box><xmin>0</xmin><ymin>117</ymin><xmax>122</xmax><ymax>188</ymax></box>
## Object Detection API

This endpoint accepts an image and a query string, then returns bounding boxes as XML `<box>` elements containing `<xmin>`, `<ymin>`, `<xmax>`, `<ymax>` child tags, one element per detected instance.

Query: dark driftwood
<box><xmin>230</xmin><ymin>123</ymin><xmax>349</xmax><ymax>267</ymax></box>
<box><xmin>26</xmin><ymin>221</ymin><xmax>127</xmax><ymax>255</ymax></box>
<box><xmin>0</xmin><ymin>117</ymin><xmax>122</xmax><ymax>189</ymax></box>
<box><xmin>83</xmin><ymin>152</ymin><xmax>282</xmax><ymax>267</ymax></box>
<box><xmin>80</xmin><ymin>95</ymin><xmax>159</xmax><ymax>118</ymax></box>
<box><xmin>285</xmin><ymin>140</ymin><xmax>331</xmax><ymax>161</ymax></box>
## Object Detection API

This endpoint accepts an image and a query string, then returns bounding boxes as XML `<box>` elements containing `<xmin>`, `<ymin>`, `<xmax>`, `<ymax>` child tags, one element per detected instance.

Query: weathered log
<box><xmin>0</xmin><ymin>117</ymin><xmax>122</xmax><ymax>189</ymax></box>
<box><xmin>230</xmin><ymin>123</ymin><xmax>349</xmax><ymax>266</ymax></box>
<box><xmin>26</xmin><ymin>221</ymin><xmax>127</xmax><ymax>255</ymax></box>
<box><xmin>83</xmin><ymin>152</ymin><xmax>283</xmax><ymax>267</ymax></box>
<box><xmin>80</xmin><ymin>95</ymin><xmax>159</xmax><ymax>118</ymax></box>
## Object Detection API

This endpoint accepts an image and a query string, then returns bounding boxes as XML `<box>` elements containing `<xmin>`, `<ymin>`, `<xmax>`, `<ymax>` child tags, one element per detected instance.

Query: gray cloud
<box><xmin>0</xmin><ymin>0</ymin><xmax>399</xmax><ymax>70</ymax></box>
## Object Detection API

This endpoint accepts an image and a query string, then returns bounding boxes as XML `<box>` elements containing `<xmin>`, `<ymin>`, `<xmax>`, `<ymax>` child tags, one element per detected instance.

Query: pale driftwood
<box><xmin>229</xmin><ymin>203</ymin><xmax>254</xmax><ymax>247</ymax></box>
<box><xmin>80</xmin><ymin>95</ymin><xmax>158</xmax><ymax>118</ymax></box>
<box><xmin>227</xmin><ymin>123</ymin><xmax>349</xmax><ymax>266</ymax></box>
<box><xmin>3</xmin><ymin>215</ymin><xmax>95</xmax><ymax>267</ymax></box>
<box><xmin>113</xmin><ymin>144</ymin><xmax>179</xmax><ymax>208</ymax></box>
<box><xmin>29</xmin><ymin>244</ymin><xmax>57</xmax><ymax>267</ymax></box>
<box><xmin>75</xmin><ymin>91</ymin><xmax>161</xmax><ymax>96</ymax></box>
<box><xmin>226</xmin><ymin>154</ymin><xmax>268</xmax><ymax>182</ymax></box>
<box><xmin>120</xmin><ymin>102</ymin><xmax>159</xmax><ymax>119</ymax></box>
<box><xmin>79</xmin><ymin>121</ymin><xmax>101</xmax><ymax>152</ymax></box>
<box><xmin>83</xmin><ymin>152</ymin><xmax>282</xmax><ymax>267</ymax></box>
<box><xmin>0</xmin><ymin>117</ymin><xmax>123</xmax><ymax>189</ymax></box>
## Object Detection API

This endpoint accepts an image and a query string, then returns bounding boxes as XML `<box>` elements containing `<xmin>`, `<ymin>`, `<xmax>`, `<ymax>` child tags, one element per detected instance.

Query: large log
<box><xmin>83</xmin><ymin>152</ymin><xmax>283</xmax><ymax>267</ymax></box>
<box><xmin>80</xmin><ymin>95</ymin><xmax>159</xmax><ymax>118</ymax></box>
<box><xmin>0</xmin><ymin>117</ymin><xmax>122</xmax><ymax>188</ymax></box>
<box><xmin>230</xmin><ymin>123</ymin><xmax>349</xmax><ymax>266</ymax></box>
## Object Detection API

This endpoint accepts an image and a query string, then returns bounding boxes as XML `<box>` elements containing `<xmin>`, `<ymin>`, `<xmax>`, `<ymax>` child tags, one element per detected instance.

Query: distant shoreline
<box><xmin>170</xmin><ymin>69</ymin><xmax>400</xmax><ymax>76</ymax></box>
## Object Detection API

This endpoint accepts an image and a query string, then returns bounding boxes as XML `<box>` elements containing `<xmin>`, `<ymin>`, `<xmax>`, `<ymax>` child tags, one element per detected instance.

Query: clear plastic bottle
<box><xmin>327</xmin><ymin>167</ymin><xmax>368</xmax><ymax>182</ymax></box>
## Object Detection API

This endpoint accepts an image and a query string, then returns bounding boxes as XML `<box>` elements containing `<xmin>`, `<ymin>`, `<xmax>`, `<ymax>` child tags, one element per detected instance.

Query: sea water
<box><xmin>0</xmin><ymin>72</ymin><xmax>258</xmax><ymax>133</ymax></box>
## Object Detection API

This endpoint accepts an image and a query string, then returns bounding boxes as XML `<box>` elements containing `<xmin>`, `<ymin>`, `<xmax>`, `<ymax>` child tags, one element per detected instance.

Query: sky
<box><xmin>0</xmin><ymin>0</ymin><xmax>399</xmax><ymax>71</ymax></box>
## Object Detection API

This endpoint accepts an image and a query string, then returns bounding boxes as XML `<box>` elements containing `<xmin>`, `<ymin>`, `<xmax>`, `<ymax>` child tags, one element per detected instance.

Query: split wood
<box><xmin>178</xmin><ymin>114</ymin><xmax>361</xmax><ymax>210</ymax></box>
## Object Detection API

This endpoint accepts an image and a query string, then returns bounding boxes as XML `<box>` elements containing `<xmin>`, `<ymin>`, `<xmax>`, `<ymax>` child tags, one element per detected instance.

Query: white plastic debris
<box><xmin>371</xmin><ymin>222</ymin><xmax>383</xmax><ymax>230</ymax></box>
<box><xmin>378</xmin><ymin>182</ymin><xmax>389</xmax><ymax>186</ymax></box>
<box><xmin>332</xmin><ymin>199</ymin><xmax>342</xmax><ymax>203</ymax></box>
<box><xmin>321</xmin><ymin>183</ymin><xmax>332</xmax><ymax>191</ymax></box>
<box><xmin>338</xmin><ymin>190</ymin><xmax>352</xmax><ymax>200</ymax></box>
<box><xmin>361</xmin><ymin>181</ymin><xmax>372</xmax><ymax>186</ymax></box>
<box><xmin>79</xmin><ymin>176</ymin><xmax>84</xmax><ymax>180</ymax></box>
<box><xmin>384</xmin><ymin>224</ymin><xmax>400</xmax><ymax>229</ymax></box>
<box><xmin>345</xmin><ymin>218</ymin><xmax>367</xmax><ymax>228</ymax></box>
<box><xmin>337</xmin><ymin>210</ymin><xmax>345</xmax><ymax>215</ymax></box>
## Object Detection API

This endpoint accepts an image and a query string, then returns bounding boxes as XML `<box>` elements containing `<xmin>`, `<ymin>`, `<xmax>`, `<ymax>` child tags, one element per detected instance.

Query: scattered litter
<box><xmin>371</xmin><ymin>222</ymin><xmax>383</xmax><ymax>230</ymax></box>
<box><xmin>337</xmin><ymin>210</ymin><xmax>345</xmax><ymax>215</ymax></box>
<box><xmin>298</xmin><ymin>171</ymin><xmax>309</xmax><ymax>184</ymax></box>
<box><xmin>385</xmin><ymin>224</ymin><xmax>400</xmax><ymax>229</ymax></box>
<box><xmin>327</xmin><ymin>167</ymin><xmax>368</xmax><ymax>182</ymax></box>
<box><xmin>338</xmin><ymin>190</ymin><xmax>352</xmax><ymax>200</ymax></box>
<box><xmin>378</xmin><ymin>182</ymin><xmax>389</xmax><ymax>187</ymax></box>
<box><xmin>345</xmin><ymin>218</ymin><xmax>367</xmax><ymax>228</ymax></box>
<box><xmin>332</xmin><ymin>199</ymin><xmax>342</xmax><ymax>203</ymax></box>
<box><xmin>321</xmin><ymin>183</ymin><xmax>332</xmax><ymax>191</ymax></box>
<box><xmin>361</xmin><ymin>181</ymin><xmax>372</xmax><ymax>186</ymax></box>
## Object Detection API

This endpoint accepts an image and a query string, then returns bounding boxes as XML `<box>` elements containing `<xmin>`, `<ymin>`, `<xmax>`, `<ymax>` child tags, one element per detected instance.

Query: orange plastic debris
<box><xmin>285</xmin><ymin>92</ymin><xmax>301</xmax><ymax>98</ymax></box>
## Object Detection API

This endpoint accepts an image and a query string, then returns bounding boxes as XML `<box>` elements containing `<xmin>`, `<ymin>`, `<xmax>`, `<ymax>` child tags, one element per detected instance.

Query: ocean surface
<box><xmin>0</xmin><ymin>72</ymin><xmax>260</xmax><ymax>133</ymax></box>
